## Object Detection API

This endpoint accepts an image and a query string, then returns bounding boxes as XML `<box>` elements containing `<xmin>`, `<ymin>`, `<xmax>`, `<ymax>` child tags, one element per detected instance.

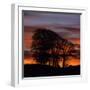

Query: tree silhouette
<box><xmin>31</xmin><ymin>28</ymin><xmax>79</xmax><ymax>68</ymax></box>
<box><xmin>60</xmin><ymin>39</ymin><xmax>75</xmax><ymax>67</ymax></box>
<box><xmin>59</xmin><ymin>40</ymin><xmax>80</xmax><ymax>68</ymax></box>
<box><xmin>31</xmin><ymin>28</ymin><xmax>63</xmax><ymax>67</ymax></box>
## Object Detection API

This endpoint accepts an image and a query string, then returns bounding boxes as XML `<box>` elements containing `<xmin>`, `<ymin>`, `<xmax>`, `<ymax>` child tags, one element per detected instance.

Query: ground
<box><xmin>24</xmin><ymin>64</ymin><xmax>80</xmax><ymax>77</ymax></box>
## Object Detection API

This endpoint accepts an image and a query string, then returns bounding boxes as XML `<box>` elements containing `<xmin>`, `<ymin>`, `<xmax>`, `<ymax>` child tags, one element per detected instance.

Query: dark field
<box><xmin>24</xmin><ymin>64</ymin><xmax>80</xmax><ymax>77</ymax></box>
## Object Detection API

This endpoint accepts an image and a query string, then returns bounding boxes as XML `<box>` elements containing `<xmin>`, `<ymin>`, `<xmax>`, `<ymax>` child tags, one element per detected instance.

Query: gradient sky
<box><xmin>23</xmin><ymin>11</ymin><xmax>80</xmax><ymax>66</ymax></box>
<box><xmin>23</xmin><ymin>11</ymin><xmax>80</xmax><ymax>46</ymax></box>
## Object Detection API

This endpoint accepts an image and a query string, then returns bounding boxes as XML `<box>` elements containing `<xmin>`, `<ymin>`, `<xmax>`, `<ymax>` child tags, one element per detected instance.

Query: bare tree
<box><xmin>60</xmin><ymin>39</ymin><xmax>75</xmax><ymax>67</ymax></box>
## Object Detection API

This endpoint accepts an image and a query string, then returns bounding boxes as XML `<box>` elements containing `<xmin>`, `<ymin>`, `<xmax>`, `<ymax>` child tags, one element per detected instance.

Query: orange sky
<box><xmin>68</xmin><ymin>38</ymin><xmax>80</xmax><ymax>44</ymax></box>
<box><xmin>24</xmin><ymin>32</ymin><xmax>33</xmax><ymax>49</ymax></box>
<box><xmin>24</xmin><ymin>57</ymin><xmax>80</xmax><ymax>67</ymax></box>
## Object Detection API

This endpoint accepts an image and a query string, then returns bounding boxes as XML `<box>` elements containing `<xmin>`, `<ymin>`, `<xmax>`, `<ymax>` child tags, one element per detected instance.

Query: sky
<box><xmin>23</xmin><ymin>11</ymin><xmax>80</xmax><ymax>27</ymax></box>
<box><xmin>23</xmin><ymin>10</ymin><xmax>80</xmax><ymax>66</ymax></box>
<box><xmin>23</xmin><ymin>11</ymin><xmax>80</xmax><ymax>49</ymax></box>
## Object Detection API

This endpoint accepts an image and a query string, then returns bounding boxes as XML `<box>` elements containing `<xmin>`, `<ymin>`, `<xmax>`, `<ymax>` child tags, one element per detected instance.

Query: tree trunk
<box><xmin>63</xmin><ymin>56</ymin><xmax>66</xmax><ymax>68</ymax></box>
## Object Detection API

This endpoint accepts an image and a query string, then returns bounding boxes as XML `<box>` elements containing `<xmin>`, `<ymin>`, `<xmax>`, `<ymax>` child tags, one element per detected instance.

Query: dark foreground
<box><xmin>24</xmin><ymin>64</ymin><xmax>80</xmax><ymax>77</ymax></box>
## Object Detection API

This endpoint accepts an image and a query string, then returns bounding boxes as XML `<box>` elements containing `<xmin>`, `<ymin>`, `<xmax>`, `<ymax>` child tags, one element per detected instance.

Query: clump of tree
<box><xmin>30</xmin><ymin>28</ymin><xmax>79</xmax><ymax>68</ymax></box>
<box><xmin>31</xmin><ymin>28</ymin><xmax>62</xmax><ymax>67</ymax></box>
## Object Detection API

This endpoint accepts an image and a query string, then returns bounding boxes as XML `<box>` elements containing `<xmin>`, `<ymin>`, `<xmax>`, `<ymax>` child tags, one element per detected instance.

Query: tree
<box><xmin>31</xmin><ymin>28</ymin><xmax>63</xmax><ymax>67</ymax></box>
<box><xmin>31</xmin><ymin>28</ymin><xmax>79</xmax><ymax>68</ymax></box>
<box><xmin>60</xmin><ymin>39</ymin><xmax>75</xmax><ymax>68</ymax></box>
<box><xmin>59</xmin><ymin>39</ymin><xmax>80</xmax><ymax>68</ymax></box>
